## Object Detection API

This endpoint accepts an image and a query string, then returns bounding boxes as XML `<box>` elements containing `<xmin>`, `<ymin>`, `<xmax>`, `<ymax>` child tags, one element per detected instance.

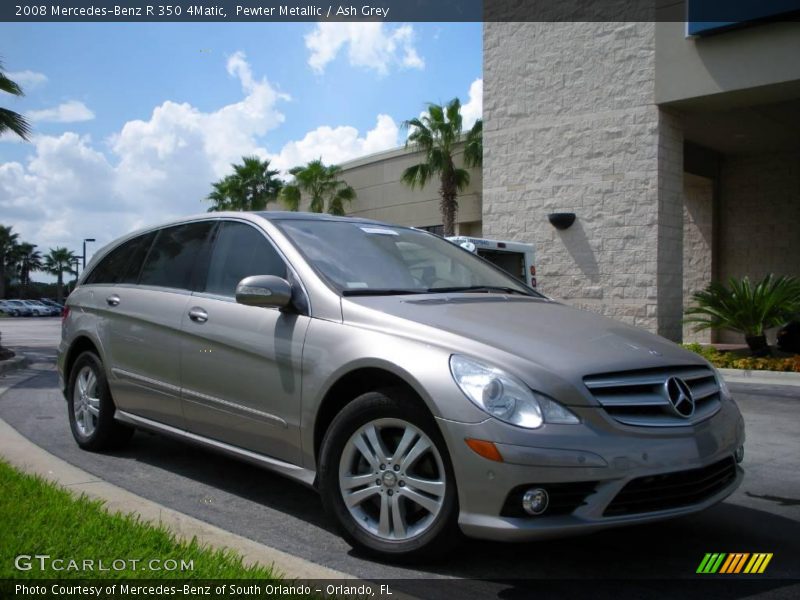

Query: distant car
<box><xmin>4</xmin><ymin>300</ymin><xmax>33</xmax><ymax>316</ymax></box>
<box><xmin>39</xmin><ymin>298</ymin><xmax>64</xmax><ymax>310</ymax></box>
<box><xmin>0</xmin><ymin>300</ymin><xmax>22</xmax><ymax>317</ymax></box>
<box><xmin>19</xmin><ymin>300</ymin><xmax>52</xmax><ymax>317</ymax></box>
<box><xmin>28</xmin><ymin>300</ymin><xmax>61</xmax><ymax>316</ymax></box>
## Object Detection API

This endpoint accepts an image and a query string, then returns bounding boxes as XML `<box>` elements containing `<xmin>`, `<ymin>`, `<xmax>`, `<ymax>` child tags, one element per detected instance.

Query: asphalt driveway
<box><xmin>1</xmin><ymin>318</ymin><xmax>798</xmax><ymax>598</ymax></box>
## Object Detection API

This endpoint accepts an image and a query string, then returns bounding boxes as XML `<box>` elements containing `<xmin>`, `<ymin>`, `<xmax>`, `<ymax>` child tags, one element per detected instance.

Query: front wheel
<box><xmin>318</xmin><ymin>389</ymin><xmax>460</xmax><ymax>560</ymax></box>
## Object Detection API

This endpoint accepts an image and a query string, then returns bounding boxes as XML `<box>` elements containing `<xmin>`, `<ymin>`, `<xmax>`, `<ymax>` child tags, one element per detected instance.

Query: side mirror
<box><xmin>235</xmin><ymin>275</ymin><xmax>292</xmax><ymax>309</ymax></box>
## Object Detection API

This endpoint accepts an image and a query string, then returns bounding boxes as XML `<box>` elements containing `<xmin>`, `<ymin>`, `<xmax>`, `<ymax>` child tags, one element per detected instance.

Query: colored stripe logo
<box><xmin>697</xmin><ymin>553</ymin><xmax>773</xmax><ymax>574</ymax></box>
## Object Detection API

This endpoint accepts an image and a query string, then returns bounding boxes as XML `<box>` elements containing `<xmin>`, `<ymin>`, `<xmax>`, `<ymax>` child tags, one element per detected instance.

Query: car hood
<box><xmin>344</xmin><ymin>294</ymin><xmax>705</xmax><ymax>380</ymax></box>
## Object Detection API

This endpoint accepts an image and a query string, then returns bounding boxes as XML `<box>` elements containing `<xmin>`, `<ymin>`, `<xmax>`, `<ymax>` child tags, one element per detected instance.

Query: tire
<box><xmin>318</xmin><ymin>388</ymin><xmax>460</xmax><ymax>561</ymax></box>
<box><xmin>67</xmin><ymin>351</ymin><xmax>133</xmax><ymax>451</ymax></box>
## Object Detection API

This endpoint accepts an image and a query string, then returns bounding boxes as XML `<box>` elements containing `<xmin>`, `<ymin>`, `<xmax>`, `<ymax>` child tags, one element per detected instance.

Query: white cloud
<box><xmin>28</xmin><ymin>100</ymin><xmax>95</xmax><ymax>123</ymax></box>
<box><xmin>0</xmin><ymin>52</ymin><xmax>397</xmax><ymax>263</ymax></box>
<box><xmin>407</xmin><ymin>78</ymin><xmax>483</xmax><ymax>140</ymax></box>
<box><xmin>6</xmin><ymin>70</ymin><xmax>48</xmax><ymax>89</ymax></box>
<box><xmin>461</xmin><ymin>78</ymin><xmax>482</xmax><ymax>129</ymax></box>
<box><xmin>271</xmin><ymin>114</ymin><xmax>399</xmax><ymax>172</ymax></box>
<box><xmin>305</xmin><ymin>23</ymin><xmax>425</xmax><ymax>75</ymax></box>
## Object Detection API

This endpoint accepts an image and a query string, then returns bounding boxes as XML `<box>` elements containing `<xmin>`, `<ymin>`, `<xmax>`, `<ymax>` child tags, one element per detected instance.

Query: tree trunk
<box><xmin>745</xmin><ymin>334</ymin><xmax>770</xmax><ymax>357</ymax></box>
<box><xmin>439</xmin><ymin>173</ymin><xmax>458</xmax><ymax>238</ymax></box>
<box><xmin>0</xmin><ymin>255</ymin><xmax>5</xmax><ymax>299</ymax></box>
<box><xmin>56</xmin><ymin>273</ymin><xmax>64</xmax><ymax>303</ymax></box>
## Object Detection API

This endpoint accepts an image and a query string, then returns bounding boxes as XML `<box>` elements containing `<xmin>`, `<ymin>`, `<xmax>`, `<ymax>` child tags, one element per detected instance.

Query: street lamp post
<box><xmin>83</xmin><ymin>238</ymin><xmax>96</xmax><ymax>269</ymax></box>
<box><xmin>71</xmin><ymin>256</ymin><xmax>80</xmax><ymax>294</ymax></box>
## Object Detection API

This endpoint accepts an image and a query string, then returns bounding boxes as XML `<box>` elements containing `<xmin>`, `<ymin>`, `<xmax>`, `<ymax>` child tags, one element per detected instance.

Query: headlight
<box><xmin>449</xmin><ymin>355</ymin><xmax>579</xmax><ymax>428</ymax></box>
<box><xmin>712</xmin><ymin>366</ymin><xmax>732</xmax><ymax>399</ymax></box>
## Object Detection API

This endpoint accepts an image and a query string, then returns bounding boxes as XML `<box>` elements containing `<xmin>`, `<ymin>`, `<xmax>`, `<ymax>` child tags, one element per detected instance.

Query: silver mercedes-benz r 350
<box><xmin>58</xmin><ymin>212</ymin><xmax>744</xmax><ymax>559</ymax></box>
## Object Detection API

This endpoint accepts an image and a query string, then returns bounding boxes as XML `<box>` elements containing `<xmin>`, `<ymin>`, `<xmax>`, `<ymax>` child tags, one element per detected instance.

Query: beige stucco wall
<box><xmin>655</xmin><ymin>20</ymin><xmax>800</xmax><ymax>106</ymax></box>
<box><xmin>337</xmin><ymin>144</ymin><xmax>482</xmax><ymax>233</ymax></box>
<box><xmin>483</xmin><ymin>22</ymin><xmax>686</xmax><ymax>340</ymax></box>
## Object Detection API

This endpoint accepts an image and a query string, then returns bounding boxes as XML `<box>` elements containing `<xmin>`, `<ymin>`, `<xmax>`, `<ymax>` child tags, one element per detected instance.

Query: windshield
<box><xmin>275</xmin><ymin>220</ymin><xmax>540</xmax><ymax>297</ymax></box>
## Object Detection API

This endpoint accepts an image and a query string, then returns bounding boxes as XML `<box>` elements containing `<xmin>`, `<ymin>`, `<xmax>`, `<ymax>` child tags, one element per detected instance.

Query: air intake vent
<box><xmin>584</xmin><ymin>366</ymin><xmax>721</xmax><ymax>427</ymax></box>
<box><xmin>604</xmin><ymin>457</ymin><xmax>737</xmax><ymax>516</ymax></box>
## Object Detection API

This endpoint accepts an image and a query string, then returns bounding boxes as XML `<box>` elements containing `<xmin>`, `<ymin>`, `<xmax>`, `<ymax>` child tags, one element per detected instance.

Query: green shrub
<box><xmin>684</xmin><ymin>274</ymin><xmax>800</xmax><ymax>356</ymax></box>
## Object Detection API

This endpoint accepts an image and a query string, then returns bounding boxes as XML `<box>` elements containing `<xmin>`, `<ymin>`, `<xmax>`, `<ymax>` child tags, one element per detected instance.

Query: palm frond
<box><xmin>280</xmin><ymin>185</ymin><xmax>301</xmax><ymax>211</ymax></box>
<box><xmin>0</xmin><ymin>108</ymin><xmax>31</xmax><ymax>141</ymax></box>
<box><xmin>464</xmin><ymin>119</ymin><xmax>483</xmax><ymax>168</ymax></box>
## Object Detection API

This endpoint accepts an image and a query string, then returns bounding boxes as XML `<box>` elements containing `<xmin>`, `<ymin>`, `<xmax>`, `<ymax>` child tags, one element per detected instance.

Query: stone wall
<box><xmin>682</xmin><ymin>174</ymin><xmax>714</xmax><ymax>343</ymax></box>
<box><xmin>717</xmin><ymin>151</ymin><xmax>800</xmax><ymax>343</ymax></box>
<box><xmin>483</xmin><ymin>22</ymin><xmax>685</xmax><ymax>339</ymax></box>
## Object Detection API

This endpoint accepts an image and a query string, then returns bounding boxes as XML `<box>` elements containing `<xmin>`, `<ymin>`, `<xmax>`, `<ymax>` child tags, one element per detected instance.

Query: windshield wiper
<box><xmin>426</xmin><ymin>285</ymin><xmax>534</xmax><ymax>296</ymax></box>
<box><xmin>342</xmin><ymin>288</ymin><xmax>427</xmax><ymax>296</ymax></box>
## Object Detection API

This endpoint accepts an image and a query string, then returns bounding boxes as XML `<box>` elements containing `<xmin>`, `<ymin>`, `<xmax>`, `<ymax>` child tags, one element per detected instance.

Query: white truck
<box><xmin>447</xmin><ymin>236</ymin><xmax>537</xmax><ymax>289</ymax></box>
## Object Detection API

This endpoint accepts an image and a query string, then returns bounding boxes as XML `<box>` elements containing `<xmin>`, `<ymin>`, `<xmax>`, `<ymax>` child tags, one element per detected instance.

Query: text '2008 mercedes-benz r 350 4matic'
<box><xmin>58</xmin><ymin>212</ymin><xmax>745</xmax><ymax>559</ymax></box>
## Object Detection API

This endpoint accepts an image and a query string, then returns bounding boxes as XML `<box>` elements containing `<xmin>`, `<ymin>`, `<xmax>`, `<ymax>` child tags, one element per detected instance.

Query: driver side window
<box><xmin>204</xmin><ymin>221</ymin><xmax>287</xmax><ymax>297</ymax></box>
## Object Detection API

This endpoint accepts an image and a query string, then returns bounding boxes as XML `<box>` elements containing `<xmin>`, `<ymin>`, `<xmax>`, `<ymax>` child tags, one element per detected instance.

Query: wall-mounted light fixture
<box><xmin>547</xmin><ymin>212</ymin><xmax>576</xmax><ymax>230</ymax></box>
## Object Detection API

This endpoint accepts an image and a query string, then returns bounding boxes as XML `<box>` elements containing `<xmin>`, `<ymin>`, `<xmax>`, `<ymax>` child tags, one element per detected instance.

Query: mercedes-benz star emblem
<box><xmin>664</xmin><ymin>376</ymin><xmax>695</xmax><ymax>418</ymax></box>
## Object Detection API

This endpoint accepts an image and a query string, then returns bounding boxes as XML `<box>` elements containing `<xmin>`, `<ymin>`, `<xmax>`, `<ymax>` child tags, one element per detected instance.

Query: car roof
<box><xmin>255</xmin><ymin>211</ymin><xmax>386</xmax><ymax>225</ymax></box>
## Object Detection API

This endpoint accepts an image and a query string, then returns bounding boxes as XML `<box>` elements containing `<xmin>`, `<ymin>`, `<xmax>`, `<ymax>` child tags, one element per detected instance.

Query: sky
<box><xmin>0</xmin><ymin>22</ymin><xmax>482</xmax><ymax>273</ymax></box>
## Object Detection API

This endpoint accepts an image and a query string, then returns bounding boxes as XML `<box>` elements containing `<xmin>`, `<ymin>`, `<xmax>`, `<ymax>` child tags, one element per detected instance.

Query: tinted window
<box><xmin>203</xmin><ymin>221</ymin><xmax>286</xmax><ymax>297</ymax></box>
<box><xmin>139</xmin><ymin>222</ymin><xmax>215</xmax><ymax>290</ymax></box>
<box><xmin>85</xmin><ymin>232</ymin><xmax>156</xmax><ymax>285</ymax></box>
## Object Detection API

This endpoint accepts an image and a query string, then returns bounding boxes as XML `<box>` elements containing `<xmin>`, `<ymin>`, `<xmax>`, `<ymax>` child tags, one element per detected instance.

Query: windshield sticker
<box><xmin>360</xmin><ymin>227</ymin><xmax>399</xmax><ymax>236</ymax></box>
<box><xmin>345</xmin><ymin>282</ymin><xmax>369</xmax><ymax>288</ymax></box>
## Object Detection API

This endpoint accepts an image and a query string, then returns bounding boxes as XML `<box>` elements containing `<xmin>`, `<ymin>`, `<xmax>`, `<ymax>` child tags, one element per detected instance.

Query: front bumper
<box><xmin>436</xmin><ymin>398</ymin><xmax>745</xmax><ymax>542</ymax></box>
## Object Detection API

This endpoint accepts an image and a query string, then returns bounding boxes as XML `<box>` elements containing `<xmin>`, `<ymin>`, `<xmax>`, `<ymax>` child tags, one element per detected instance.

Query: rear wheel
<box><xmin>319</xmin><ymin>389</ymin><xmax>459</xmax><ymax>560</ymax></box>
<box><xmin>67</xmin><ymin>351</ymin><xmax>133</xmax><ymax>451</ymax></box>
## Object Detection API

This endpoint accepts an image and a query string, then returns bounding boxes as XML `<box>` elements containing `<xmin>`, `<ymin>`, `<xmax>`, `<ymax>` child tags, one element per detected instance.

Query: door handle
<box><xmin>188</xmin><ymin>307</ymin><xmax>208</xmax><ymax>323</ymax></box>
<box><xmin>106</xmin><ymin>295</ymin><xmax>120</xmax><ymax>307</ymax></box>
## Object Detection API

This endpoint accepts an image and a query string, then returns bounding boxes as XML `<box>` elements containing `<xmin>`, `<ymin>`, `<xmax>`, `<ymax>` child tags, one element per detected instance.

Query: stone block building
<box><xmin>339</xmin><ymin>18</ymin><xmax>800</xmax><ymax>344</ymax></box>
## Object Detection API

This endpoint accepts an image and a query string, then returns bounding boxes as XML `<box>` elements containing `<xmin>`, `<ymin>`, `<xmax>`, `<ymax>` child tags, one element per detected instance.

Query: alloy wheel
<box><xmin>338</xmin><ymin>418</ymin><xmax>446</xmax><ymax>541</ymax></box>
<box><xmin>73</xmin><ymin>365</ymin><xmax>100</xmax><ymax>437</ymax></box>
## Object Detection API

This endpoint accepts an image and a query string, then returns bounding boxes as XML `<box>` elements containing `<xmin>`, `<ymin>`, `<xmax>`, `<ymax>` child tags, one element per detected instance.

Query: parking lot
<box><xmin>0</xmin><ymin>318</ymin><xmax>798</xmax><ymax>597</ymax></box>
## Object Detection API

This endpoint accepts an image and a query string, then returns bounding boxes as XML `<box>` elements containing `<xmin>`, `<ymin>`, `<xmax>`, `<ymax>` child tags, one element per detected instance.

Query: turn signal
<box><xmin>465</xmin><ymin>438</ymin><xmax>503</xmax><ymax>462</ymax></box>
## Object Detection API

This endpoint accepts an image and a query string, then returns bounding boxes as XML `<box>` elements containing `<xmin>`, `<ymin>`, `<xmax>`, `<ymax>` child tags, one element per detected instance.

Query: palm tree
<box><xmin>205</xmin><ymin>156</ymin><xmax>282</xmax><ymax>212</ymax></box>
<box><xmin>43</xmin><ymin>247</ymin><xmax>78</xmax><ymax>303</ymax></box>
<box><xmin>0</xmin><ymin>225</ymin><xmax>20</xmax><ymax>299</ymax></box>
<box><xmin>401</xmin><ymin>99</ymin><xmax>483</xmax><ymax>237</ymax></box>
<box><xmin>13</xmin><ymin>242</ymin><xmax>42</xmax><ymax>298</ymax></box>
<box><xmin>685</xmin><ymin>274</ymin><xmax>800</xmax><ymax>356</ymax></box>
<box><xmin>280</xmin><ymin>159</ymin><xmax>356</xmax><ymax>216</ymax></box>
<box><xmin>0</xmin><ymin>61</ymin><xmax>31</xmax><ymax>141</ymax></box>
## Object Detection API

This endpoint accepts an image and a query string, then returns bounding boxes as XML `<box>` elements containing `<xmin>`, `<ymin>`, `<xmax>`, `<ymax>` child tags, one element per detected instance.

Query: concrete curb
<box><xmin>0</xmin><ymin>354</ymin><xmax>29</xmax><ymax>375</ymax></box>
<box><xmin>0</xmin><ymin>414</ymin><xmax>352</xmax><ymax>580</ymax></box>
<box><xmin>720</xmin><ymin>368</ymin><xmax>800</xmax><ymax>388</ymax></box>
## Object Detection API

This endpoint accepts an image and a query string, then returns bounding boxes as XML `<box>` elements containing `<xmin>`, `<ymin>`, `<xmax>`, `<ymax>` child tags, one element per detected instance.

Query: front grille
<box><xmin>501</xmin><ymin>481</ymin><xmax>598</xmax><ymax>518</ymax></box>
<box><xmin>604</xmin><ymin>457</ymin><xmax>737</xmax><ymax>517</ymax></box>
<box><xmin>583</xmin><ymin>366</ymin><xmax>722</xmax><ymax>427</ymax></box>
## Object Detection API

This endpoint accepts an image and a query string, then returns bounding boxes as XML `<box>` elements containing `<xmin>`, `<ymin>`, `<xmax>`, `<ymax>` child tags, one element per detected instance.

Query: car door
<box><xmin>179</xmin><ymin>220</ymin><xmax>310</xmax><ymax>465</ymax></box>
<box><xmin>98</xmin><ymin>221</ymin><xmax>215</xmax><ymax>428</ymax></box>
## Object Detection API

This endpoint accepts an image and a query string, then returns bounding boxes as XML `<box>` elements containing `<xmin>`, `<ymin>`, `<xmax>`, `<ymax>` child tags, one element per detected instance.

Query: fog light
<box><xmin>522</xmin><ymin>488</ymin><xmax>549</xmax><ymax>515</ymax></box>
<box><xmin>735</xmin><ymin>446</ymin><xmax>745</xmax><ymax>463</ymax></box>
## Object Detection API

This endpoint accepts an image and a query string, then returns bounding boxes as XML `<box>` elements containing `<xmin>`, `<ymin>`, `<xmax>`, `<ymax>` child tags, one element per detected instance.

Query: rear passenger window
<box><xmin>84</xmin><ymin>232</ymin><xmax>156</xmax><ymax>285</ymax></box>
<box><xmin>139</xmin><ymin>222</ymin><xmax>215</xmax><ymax>290</ymax></box>
<box><xmin>204</xmin><ymin>221</ymin><xmax>287</xmax><ymax>297</ymax></box>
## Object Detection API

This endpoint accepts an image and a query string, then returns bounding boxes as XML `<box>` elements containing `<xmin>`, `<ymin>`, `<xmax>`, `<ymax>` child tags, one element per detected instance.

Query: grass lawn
<box><xmin>0</xmin><ymin>459</ymin><xmax>277</xmax><ymax>579</ymax></box>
